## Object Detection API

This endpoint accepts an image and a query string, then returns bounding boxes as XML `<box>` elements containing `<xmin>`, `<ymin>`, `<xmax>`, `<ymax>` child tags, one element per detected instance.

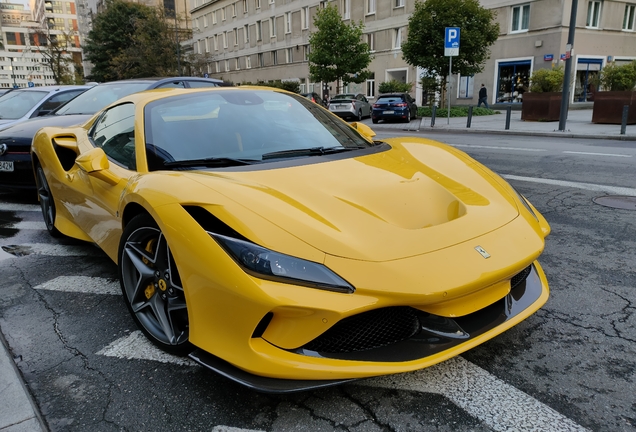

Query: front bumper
<box><xmin>372</xmin><ymin>108</ymin><xmax>409</xmax><ymax>121</ymax></box>
<box><xmin>0</xmin><ymin>153</ymin><xmax>36</xmax><ymax>190</ymax></box>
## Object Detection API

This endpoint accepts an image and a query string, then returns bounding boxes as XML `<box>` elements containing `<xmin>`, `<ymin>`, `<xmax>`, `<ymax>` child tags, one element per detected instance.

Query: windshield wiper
<box><xmin>163</xmin><ymin>157</ymin><xmax>260</xmax><ymax>168</ymax></box>
<box><xmin>262</xmin><ymin>146</ymin><xmax>361</xmax><ymax>160</ymax></box>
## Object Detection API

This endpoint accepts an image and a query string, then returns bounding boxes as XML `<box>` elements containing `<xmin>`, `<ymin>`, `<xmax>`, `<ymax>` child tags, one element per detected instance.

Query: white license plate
<box><xmin>0</xmin><ymin>161</ymin><xmax>13</xmax><ymax>172</ymax></box>
<box><xmin>383</xmin><ymin>110</ymin><xmax>395</xmax><ymax>114</ymax></box>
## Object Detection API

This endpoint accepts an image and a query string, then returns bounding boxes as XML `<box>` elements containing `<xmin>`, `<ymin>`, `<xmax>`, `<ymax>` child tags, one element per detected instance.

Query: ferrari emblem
<box><xmin>475</xmin><ymin>246</ymin><xmax>491</xmax><ymax>259</ymax></box>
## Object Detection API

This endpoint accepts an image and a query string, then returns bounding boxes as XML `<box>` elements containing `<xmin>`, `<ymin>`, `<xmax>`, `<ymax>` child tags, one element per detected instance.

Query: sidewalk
<box><xmin>0</xmin><ymin>331</ymin><xmax>47</xmax><ymax>431</ymax></box>
<box><xmin>363</xmin><ymin>108</ymin><xmax>636</xmax><ymax>141</ymax></box>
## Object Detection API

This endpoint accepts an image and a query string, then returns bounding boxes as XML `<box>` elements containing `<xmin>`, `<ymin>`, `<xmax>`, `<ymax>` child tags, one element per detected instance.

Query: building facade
<box><xmin>189</xmin><ymin>0</ymin><xmax>636</xmax><ymax>106</ymax></box>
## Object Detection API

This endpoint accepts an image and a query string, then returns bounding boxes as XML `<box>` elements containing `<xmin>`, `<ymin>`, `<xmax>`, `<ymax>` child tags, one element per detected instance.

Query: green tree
<box><xmin>30</xmin><ymin>28</ymin><xmax>76</xmax><ymax>84</ymax></box>
<box><xmin>597</xmin><ymin>60</ymin><xmax>636</xmax><ymax>91</ymax></box>
<box><xmin>308</xmin><ymin>4</ymin><xmax>372</xmax><ymax>93</ymax></box>
<box><xmin>84</xmin><ymin>0</ymin><xmax>180</xmax><ymax>81</ymax></box>
<box><xmin>402</xmin><ymin>0</ymin><xmax>499</xmax><ymax>106</ymax></box>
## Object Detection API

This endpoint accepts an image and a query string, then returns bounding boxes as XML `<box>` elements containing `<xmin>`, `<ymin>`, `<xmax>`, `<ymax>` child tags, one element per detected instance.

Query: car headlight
<box><xmin>210</xmin><ymin>233</ymin><xmax>355</xmax><ymax>293</ymax></box>
<box><xmin>511</xmin><ymin>187</ymin><xmax>538</xmax><ymax>221</ymax></box>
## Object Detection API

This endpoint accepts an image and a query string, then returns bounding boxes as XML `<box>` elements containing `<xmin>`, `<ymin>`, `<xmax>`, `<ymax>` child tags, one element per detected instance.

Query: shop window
<box><xmin>586</xmin><ymin>1</ymin><xmax>601</xmax><ymax>28</ymax></box>
<box><xmin>496</xmin><ymin>60</ymin><xmax>530</xmax><ymax>103</ymax></box>
<box><xmin>458</xmin><ymin>75</ymin><xmax>474</xmax><ymax>98</ymax></box>
<box><xmin>511</xmin><ymin>4</ymin><xmax>530</xmax><ymax>32</ymax></box>
<box><xmin>574</xmin><ymin>58</ymin><xmax>602</xmax><ymax>102</ymax></box>
<box><xmin>623</xmin><ymin>4</ymin><xmax>635</xmax><ymax>30</ymax></box>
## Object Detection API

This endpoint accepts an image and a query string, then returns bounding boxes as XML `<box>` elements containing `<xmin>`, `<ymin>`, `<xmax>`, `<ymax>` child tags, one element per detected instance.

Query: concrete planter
<box><xmin>521</xmin><ymin>92</ymin><xmax>562</xmax><ymax>121</ymax></box>
<box><xmin>592</xmin><ymin>91</ymin><xmax>636</xmax><ymax>124</ymax></box>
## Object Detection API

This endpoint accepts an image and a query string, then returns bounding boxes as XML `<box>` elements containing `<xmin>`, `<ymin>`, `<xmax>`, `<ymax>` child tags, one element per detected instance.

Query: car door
<box><xmin>73</xmin><ymin>102</ymin><xmax>138</xmax><ymax>255</ymax></box>
<box><xmin>359</xmin><ymin>94</ymin><xmax>371</xmax><ymax>116</ymax></box>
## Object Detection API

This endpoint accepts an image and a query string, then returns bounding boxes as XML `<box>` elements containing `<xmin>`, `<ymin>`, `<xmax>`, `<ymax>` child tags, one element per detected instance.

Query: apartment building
<box><xmin>0</xmin><ymin>0</ymin><xmax>84</xmax><ymax>88</ymax></box>
<box><xmin>190</xmin><ymin>0</ymin><xmax>635</xmax><ymax>106</ymax></box>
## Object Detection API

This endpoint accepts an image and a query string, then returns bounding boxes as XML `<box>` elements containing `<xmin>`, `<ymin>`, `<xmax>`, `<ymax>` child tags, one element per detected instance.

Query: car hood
<box><xmin>0</xmin><ymin>114</ymin><xmax>91</xmax><ymax>147</ymax></box>
<box><xmin>183</xmin><ymin>138</ymin><xmax>520</xmax><ymax>262</ymax></box>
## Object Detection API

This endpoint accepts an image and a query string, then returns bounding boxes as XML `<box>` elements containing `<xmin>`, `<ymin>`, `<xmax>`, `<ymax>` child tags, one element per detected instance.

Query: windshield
<box><xmin>144</xmin><ymin>89</ymin><xmax>373</xmax><ymax>170</ymax></box>
<box><xmin>55</xmin><ymin>82</ymin><xmax>152</xmax><ymax>115</ymax></box>
<box><xmin>0</xmin><ymin>90</ymin><xmax>48</xmax><ymax>119</ymax></box>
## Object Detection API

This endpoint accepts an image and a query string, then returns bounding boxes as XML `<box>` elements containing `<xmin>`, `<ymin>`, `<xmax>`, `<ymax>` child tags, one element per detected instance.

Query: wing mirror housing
<box><xmin>349</xmin><ymin>122</ymin><xmax>376</xmax><ymax>141</ymax></box>
<box><xmin>75</xmin><ymin>148</ymin><xmax>120</xmax><ymax>185</ymax></box>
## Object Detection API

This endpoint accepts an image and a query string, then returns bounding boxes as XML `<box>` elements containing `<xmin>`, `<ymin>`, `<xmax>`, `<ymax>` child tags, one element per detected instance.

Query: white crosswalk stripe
<box><xmin>96</xmin><ymin>331</ymin><xmax>197</xmax><ymax>366</ymax></box>
<box><xmin>8</xmin><ymin>221</ymin><xmax>47</xmax><ymax>230</ymax></box>
<box><xmin>0</xmin><ymin>203</ymin><xmax>40</xmax><ymax>212</ymax></box>
<box><xmin>1</xmin><ymin>243</ymin><xmax>102</xmax><ymax>257</ymax></box>
<box><xmin>35</xmin><ymin>276</ymin><xmax>120</xmax><ymax>295</ymax></box>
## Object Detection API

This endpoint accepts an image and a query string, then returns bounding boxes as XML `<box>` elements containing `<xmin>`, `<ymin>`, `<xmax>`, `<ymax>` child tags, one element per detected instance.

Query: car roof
<box><xmin>378</xmin><ymin>93</ymin><xmax>408</xmax><ymax>97</ymax></box>
<box><xmin>10</xmin><ymin>85</ymin><xmax>92</xmax><ymax>92</ymax></box>
<box><xmin>93</xmin><ymin>77</ymin><xmax>227</xmax><ymax>87</ymax></box>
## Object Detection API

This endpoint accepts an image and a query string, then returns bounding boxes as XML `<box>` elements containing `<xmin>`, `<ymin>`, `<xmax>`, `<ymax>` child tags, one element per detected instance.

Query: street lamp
<box><xmin>9</xmin><ymin>57</ymin><xmax>17</xmax><ymax>88</ymax></box>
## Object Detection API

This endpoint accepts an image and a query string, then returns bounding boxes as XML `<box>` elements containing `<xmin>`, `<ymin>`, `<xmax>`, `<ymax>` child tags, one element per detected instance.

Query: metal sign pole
<box><xmin>448</xmin><ymin>56</ymin><xmax>452</xmax><ymax>124</ymax></box>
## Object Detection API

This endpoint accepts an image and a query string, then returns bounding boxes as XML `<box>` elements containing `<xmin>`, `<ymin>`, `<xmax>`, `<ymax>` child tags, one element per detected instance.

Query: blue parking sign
<box><xmin>444</xmin><ymin>27</ymin><xmax>460</xmax><ymax>56</ymax></box>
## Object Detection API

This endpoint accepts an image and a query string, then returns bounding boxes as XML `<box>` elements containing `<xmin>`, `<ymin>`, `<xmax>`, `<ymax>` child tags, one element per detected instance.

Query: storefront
<box><xmin>574</xmin><ymin>57</ymin><xmax>603</xmax><ymax>102</ymax></box>
<box><xmin>495</xmin><ymin>58</ymin><xmax>532</xmax><ymax>104</ymax></box>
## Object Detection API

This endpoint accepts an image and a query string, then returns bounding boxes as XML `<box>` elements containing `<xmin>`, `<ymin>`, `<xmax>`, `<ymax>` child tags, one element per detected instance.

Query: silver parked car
<box><xmin>328</xmin><ymin>93</ymin><xmax>372</xmax><ymax>121</ymax></box>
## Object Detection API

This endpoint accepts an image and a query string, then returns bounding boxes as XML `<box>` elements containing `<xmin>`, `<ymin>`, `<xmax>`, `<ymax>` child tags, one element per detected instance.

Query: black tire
<box><xmin>34</xmin><ymin>164</ymin><xmax>63</xmax><ymax>238</ymax></box>
<box><xmin>404</xmin><ymin>110</ymin><xmax>411</xmax><ymax>123</ymax></box>
<box><xmin>372</xmin><ymin>118</ymin><xmax>379</xmax><ymax>124</ymax></box>
<box><xmin>119</xmin><ymin>214</ymin><xmax>192</xmax><ymax>355</ymax></box>
<box><xmin>357</xmin><ymin>110</ymin><xmax>362</xmax><ymax>121</ymax></box>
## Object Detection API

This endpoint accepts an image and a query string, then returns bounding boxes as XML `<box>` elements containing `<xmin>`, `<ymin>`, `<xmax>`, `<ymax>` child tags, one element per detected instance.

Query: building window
<box><xmin>203</xmin><ymin>14</ymin><xmax>208</xmax><ymax>27</ymax></box>
<box><xmin>366</xmin><ymin>73</ymin><xmax>375</xmax><ymax>98</ymax></box>
<box><xmin>365</xmin><ymin>33</ymin><xmax>374</xmax><ymax>51</ymax></box>
<box><xmin>272</xmin><ymin>50</ymin><xmax>278</xmax><ymax>65</ymax></box>
<box><xmin>258</xmin><ymin>52</ymin><xmax>264</xmax><ymax>67</ymax></box>
<box><xmin>214</xmin><ymin>35</ymin><xmax>218</xmax><ymax>50</ymax></box>
<box><xmin>256</xmin><ymin>21</ymin><xmax>262</xmax><ymax>40</ymax></box>
<box><xmin>303</xmin><ymin>44</ymin><xmax>310</xmax><ymax>61</ymax></box>
<box><xmin>285</xmin><ymin>12</ymin><xmax>291</xmax><ymax>33</ymax></box>
<box><xmin>205</xmin><ymin>37</ymin><xmax>210</xmax><ymax>52</ymax></box>
<box><xmin>395</xmin><ymin>0</ymin><xmax>404</xmax><ymax>7</ymax></box>
<box><xmin>286</xmin><ymin>47</ymin><xmax>293</xmax><ymax>63</ymax></box>
<box><xmin>623</xmin><ymin>4</ymin><xmax>635</xmax><ymax>30</ymax></box>
<box><xmin>269</xmin><ymin>0</ymin><xmax>274</xmax><ymax>4</ymax></box>
<box><xmin>212</xmin><ymin>10</ymin><xmax>217</xmax><ymax>24</ymax></box>
<box><xmin>198</xmin><ymin>39</ymin><xmax>204</xmax><ymax>54</ymax></box>
<box><xmin>235</xmin><ymin>58</ymin><xmax>240</xmax><ymax>70</ymax></box>
<box><xmin>367</xmin><ymin>0</ymin><xmax>375</xmax><ymax>14</ymax></box>
<box><xmin>342</xmin><ymin>0</ymin><xmax>350</xmax><ymax>19</ymax></box>
<box><xmin>319</xmin><ymin>1</ymin><xmax>327</xmax><ymax>9</ymax></box>
<box><xmin>234</xmin><ymin>28</ymin><xmax>238</xmax><ymax>45</ymax></box>
<box><xmin>244</xmin><ymin>24</ymin><xmax>250</xmax><ymax>43</ymax></box>
<box><xmin>243</xmin><ymin>0</ymin><xmax>248</xmax><ymax>13</ymax></box>
<box><xmin>223</xmin><ymin>32</ymin><xmax>228</xmax><ymax>48</ymax></box>
<box><xmin>221</xmin><ymin>7</ymin><xmax>226</xmax><ymax>21</ymax></box>
<box><xmin>270</xmin><ymin>16</ymin><xmax>276</xmax><ymax>38</ymax></box>
<box><xmin>511</xmin><ymin>4</ymin><xmax>530</xmax><ymax>32</ymax></box>
<box><xmin>232</xmin><ymin>2</ymin><xmax>237</xmax><ymax>16</ymax></box>
<box><xmin>302</xmin><ymin>6</ymin><xmax>309</xmax><ymax>29</ymax></box>
<box><xmin>246</xmin><ymin>55</ymin><xmax>251</xmax><ymax>69</ymax></box>
<box><xmin>393</xmin><ymin>28</ymin><xmax>403</xmax><ymax>49</ymax></box>
<box><xmin>225</xmin><ymin>60</ymin><xmax>230</xmax><ymax>71</ymax></box>
<box><xmin>255</xmin><ymin>0</ymin><xmax>260</xmax><ymax>9</ymax></box>
<box><xmin>586</xmin><ymin>1</ymin><xmax>601</xmax><ymax>28</ymax></box>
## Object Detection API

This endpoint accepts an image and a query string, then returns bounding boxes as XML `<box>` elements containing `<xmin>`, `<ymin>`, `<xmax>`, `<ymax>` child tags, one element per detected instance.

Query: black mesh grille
<box><xmin>511</xmin><ymin>265</ymin><xmax>532</xmax><ymax>289</ymax></box>
<box><xmin>303</xmin><ymin>307</ymin><xmax>420</xmax><ymax>353</ymax></box>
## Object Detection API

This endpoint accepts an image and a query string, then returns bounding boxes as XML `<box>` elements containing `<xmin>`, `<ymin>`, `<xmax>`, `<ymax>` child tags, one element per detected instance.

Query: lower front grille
<box><xmin>303</xmin><ymin>306</ymin><xmax>420</xmax><ymax>353</ymax></box>
<box><xmin>511</xmin><ymin>265</ymin><xmax>532</xmax><ymax>289</ymax></box>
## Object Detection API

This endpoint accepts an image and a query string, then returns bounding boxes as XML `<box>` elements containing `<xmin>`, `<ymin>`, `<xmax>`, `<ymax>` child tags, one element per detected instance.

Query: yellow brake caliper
<box><xmin>143</xmin><ymin>238</ymin><xmax>157</xmax><ymax>299</ymax></box>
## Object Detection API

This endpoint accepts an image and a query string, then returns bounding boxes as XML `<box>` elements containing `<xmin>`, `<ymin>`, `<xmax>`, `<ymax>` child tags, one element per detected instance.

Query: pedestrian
<box><xmin>477</xmin><ymin>84</ymin><xmax>489</xmax><ymax>109</ymax></box>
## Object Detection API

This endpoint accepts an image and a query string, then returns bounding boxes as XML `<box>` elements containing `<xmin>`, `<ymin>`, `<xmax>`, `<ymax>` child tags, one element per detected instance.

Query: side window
<box><xmin>36</xmin><ymin>90</ymin><xmax>84</xmax><ymax>116</ymax></box>
<box><xmin>156</xmin><ymin>81</ymin><xmax>186</xmax><ymax>88</ymax></box>
<box><xmin>186</xmin><ymin>80</ymin><xmax>220</xmax><ymax>88</ymax></box>
<box><xmin>90</xmin><ymin>103</ymin><xmax>136</xmax><ymax>170</ymax></box>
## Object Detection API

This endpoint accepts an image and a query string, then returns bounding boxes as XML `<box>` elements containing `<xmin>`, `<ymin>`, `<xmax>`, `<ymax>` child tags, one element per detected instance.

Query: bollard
<box><xmin>620</xmin><ymin>105</ymin><xmax>629</xmax><ymax>135</ymax></box>
<box><xmin>431</xmin><ymin>106</ymin><xmax>436</xmax><ymax>127</ymax></box>
<box><xmin>467</xmin><ymin>106</ymin><xmax>473</xmax><ymax>128</ymax></box>
<box><xmin>505</xmin><ymin>106</ymin><xmax>512</xmax><ymax>130</ymax></box>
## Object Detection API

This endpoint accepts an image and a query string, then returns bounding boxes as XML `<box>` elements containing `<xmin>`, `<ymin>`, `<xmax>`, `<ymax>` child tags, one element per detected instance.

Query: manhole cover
<box><xmin>592</xmin><ymin>196</ymin><xmax>636</xmax><ymax>210</ymax></box>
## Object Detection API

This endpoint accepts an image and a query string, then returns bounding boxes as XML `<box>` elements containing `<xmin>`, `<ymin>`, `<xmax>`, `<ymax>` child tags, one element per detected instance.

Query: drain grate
<box><xmin>592</xmin><ymin>196</ymin><xmax>636</xmax><ymax>210</ymax></box>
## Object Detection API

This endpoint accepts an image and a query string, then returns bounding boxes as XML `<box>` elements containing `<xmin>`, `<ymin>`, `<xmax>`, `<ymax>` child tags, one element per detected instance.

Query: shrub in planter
<box><xmin>522</xmin><ymin>67</ymin><xmax>564</xmax><ymax>121</ymax></box>
<box><xmin>378</xmin><ymin>80</ymin><xmax>413</xmax><ymax>94</ymax></box>
<box><xmin>592</xmin><ymin>61</ymin><xmax>636</xmax><ymax>124</ymax></box>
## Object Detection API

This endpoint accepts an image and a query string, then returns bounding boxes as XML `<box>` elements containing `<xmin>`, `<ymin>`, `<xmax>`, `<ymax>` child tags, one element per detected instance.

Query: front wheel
<box><xmin>35</xmin><ymin>164</ymin><xmax>62</xmax><ymax>238</ymax></box>
<box><xmin>119</xmin><ymin>214</ymin><xmax>192</xmax><ymax>355</ymax></box>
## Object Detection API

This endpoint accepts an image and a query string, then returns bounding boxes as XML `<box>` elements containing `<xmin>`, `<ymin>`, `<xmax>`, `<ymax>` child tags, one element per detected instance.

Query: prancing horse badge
<box><xmin>474</xmin><ymin>246</ymin><xmax>491</xmax><ymax>259</ymax></box>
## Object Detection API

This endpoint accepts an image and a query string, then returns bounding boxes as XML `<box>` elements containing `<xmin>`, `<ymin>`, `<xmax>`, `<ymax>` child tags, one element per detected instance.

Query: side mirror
<box><xmin>349</xmin><ymin>122</ymin><xmax>376</xmax><ymax>140</ymax></box>
<box><xmin>75</xmin><ymin>148</ymin><xmax>120</xmax><ymax>185</ymax></box>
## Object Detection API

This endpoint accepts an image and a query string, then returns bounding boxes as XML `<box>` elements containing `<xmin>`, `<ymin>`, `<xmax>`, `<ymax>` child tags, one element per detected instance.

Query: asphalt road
<box><xmin>1</xmin><ymin>132</ymin><xmax>635</xmax><ymax>432</ymax></box>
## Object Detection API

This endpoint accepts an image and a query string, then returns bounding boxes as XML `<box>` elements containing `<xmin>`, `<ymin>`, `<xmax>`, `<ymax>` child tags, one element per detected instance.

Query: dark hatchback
<box><xmin>371</xmin><ymin>93</ymin><xmax>418</xmax><ymax>124</ymax></box>
<box><xmin>0</xmin><ymin>77</ymin><xmax>228</xmax><ymax>191</ymax></box>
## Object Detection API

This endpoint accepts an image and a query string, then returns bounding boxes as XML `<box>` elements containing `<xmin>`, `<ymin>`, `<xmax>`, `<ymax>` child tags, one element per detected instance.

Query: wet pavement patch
<box><xmin>592</xmin><ymin>195</ymin><xmax>636</xmax><ymax>210</ymax></box>
<box><xmin>0</xmin><ymin>210</ymin><xmax>19</xmax><ymax>237</ymax></box>
<box><xmin>1</xmin><ymin>245</ymin><xmax>33</xmax><ymax>257</ymax></box>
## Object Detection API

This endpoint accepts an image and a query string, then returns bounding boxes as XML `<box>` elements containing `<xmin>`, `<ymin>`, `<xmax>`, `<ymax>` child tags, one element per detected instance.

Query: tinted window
<box><xmin>0</xmin><ymin>90</ymin><xmax>48</xmax><ymax>119</ymax></box>
<box><xmin>55</xmin><ymin>82</ymin><xmax>152</xmax><ymax>116</ymax></box>
<box><xmin>186</xmin><ymin>80</ymin><xmax>220</xmax><ymax>88</ymax></box>
<box><xmin>156</xmin><ymin>81</ymin><xmax>186</xmax><ymax>88</ymax></box>
<box><xmin>36</xmin><ymin>90</ymin><xmax>85</xmax><ymax>115</ymax></box>
<box><xmin>91</xmin><ymin>103</ymin><xmax>136</xmax><ymax>170</ymax></box>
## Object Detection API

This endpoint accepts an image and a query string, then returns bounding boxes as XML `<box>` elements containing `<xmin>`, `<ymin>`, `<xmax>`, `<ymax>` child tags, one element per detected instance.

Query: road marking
<box><xmin>365</xmin><ymin>356</ymin><xmax>587</xmax><ymax>432</ymax></box>
<box><xmin>8</xmin><ymin>221</ymin><xmax>46</xmax><ymax>230</ymax></box>
<box><xmin>450</xmin><ymin>144</ymin><xmax>547</xmax><ymax>152</ymax></box>
<box><xmin>562</xmin><ymin>151</ymin><xmax>632</xmax><ymax>158</ymax></box>
<box><xmin>97</xmin><ymin>331</ymin><xmax>197</xmax><ymax>366</ymax></box>
<box><xmin>503</xmin><ymin>174</ymin><xmax>636</xmax><ymax>196</ymax></box>
<box><xmin>35</xmin><ymin>276</ymin><xmax>120</xmax><ymax>295</ymax></box>
<box><xmin>211</xmin><ymin>427</ymin><xmax>264</xmax><ymax>432</ymax></box>
<box><xmin>0</xmin><ymin>203</ymin><xmax>40</xmax><ymax>212</ymax></box>
<box><xmin>1</xmin><ymin>243</ymin><xmax>103</xmax><ymax>257</ymax></box>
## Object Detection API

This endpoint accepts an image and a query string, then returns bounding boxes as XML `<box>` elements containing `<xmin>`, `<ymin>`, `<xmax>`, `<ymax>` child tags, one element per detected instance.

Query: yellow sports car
<box><xmin>32</xmin><ymin>87</ymin><xmax>550</xmax><ymax>393</ymax></box>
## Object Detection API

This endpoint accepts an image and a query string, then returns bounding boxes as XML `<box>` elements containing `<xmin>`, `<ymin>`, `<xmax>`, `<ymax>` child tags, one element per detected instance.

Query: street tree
<box><xmin>308</xmin><ymin>4</ymin><xmax>372</xmax><ymax>94</ymax></box>
<box><xmin>30</xmin><ymin>28</ymin><xmax>79</xmax><ymax>84</ymax></box>
<box><xmin>401</xmin><ymin>0</ymin><xmax>499</xmax><ymax>106</ymax></box>
<box><xmin>84</xmin><ymin>0</ymin><xmax>180</xmax><ymax>81</ymax></box>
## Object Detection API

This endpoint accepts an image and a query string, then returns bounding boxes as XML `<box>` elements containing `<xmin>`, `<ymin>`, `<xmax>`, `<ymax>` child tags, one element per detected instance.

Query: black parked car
<box><xmin>371</xmin><ymin>93</ymin><xmax>418</xmax><ymax>124</ymax></box>
<box><xmin>0</xmin><ymin>77</ymin><xmax>228</xmax><ymax>191</ymax></box>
